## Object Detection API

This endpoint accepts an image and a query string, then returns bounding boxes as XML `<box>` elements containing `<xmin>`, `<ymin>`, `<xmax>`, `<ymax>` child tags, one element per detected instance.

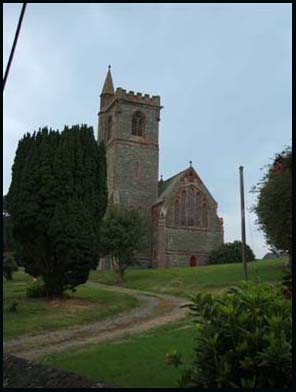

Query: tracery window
<box><xmin>131</xmin><ymin>111</ymin><xmax>145</xmax><ymax>136</ymax></box>
<box><xmin>175</xmin><ymin>189</ymin><xmax>209</xmax><ymax>228</ymax></box>
<box><xmin>195</xmin><ymin>193</ymin><xmax>201</xmax><ymax>226</ymax></box>
<box><xmin>188</xmin><ymin>188</ymin><xmax>194</xmax><ymax>225</ymax></box>
<box><xmin>107</xmin><ymin>115</ymin><xmax>112</xmax><ymax>141</ymax></box>
<box><xmin>181</xmin><ymin>191</ymin><xmax>186</xmax><ymax>225</ymax></box>
<box><xmin>202</xmin><ymin>202</ymin><xmax>208</xmax><ymax>227</ymax></box>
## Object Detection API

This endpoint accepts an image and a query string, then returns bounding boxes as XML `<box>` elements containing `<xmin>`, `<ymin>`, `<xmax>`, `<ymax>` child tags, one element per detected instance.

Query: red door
<box><xmin>190</xmin><ymin>255</ymin><xmax>197</xmax><ymax>267</ymax></box>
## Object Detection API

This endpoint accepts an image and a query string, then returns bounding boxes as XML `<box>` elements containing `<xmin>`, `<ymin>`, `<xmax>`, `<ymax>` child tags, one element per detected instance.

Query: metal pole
<box><xmin>239</xmin><ymin>166</ymin><xmax>248</xmax><ymax>280</ymax></box>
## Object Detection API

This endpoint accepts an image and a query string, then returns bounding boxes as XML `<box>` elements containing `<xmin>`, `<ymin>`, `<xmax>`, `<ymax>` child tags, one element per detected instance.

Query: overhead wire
<box><xmin>3</xmin><ymin>3</ymin><xmax>27</xmax><ymax>91</ymax></box>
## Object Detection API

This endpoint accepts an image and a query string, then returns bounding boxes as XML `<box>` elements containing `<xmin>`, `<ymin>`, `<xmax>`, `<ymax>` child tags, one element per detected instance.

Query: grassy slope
<box><xmin>45</xmin><ymin>258</ymin><xmax>288</xmax><ymax>388</ymax></box>
<box><xmin>90</xmin><ymin>258</ymin><xmax>287</xmax><ymax>297</ymax></box>
<box><xmin>3</xmin><ymin>271</ymin><xmax>139</xmax><ymax>338</ymax></box>
<box><xmin>45</xmin><ymin>320</ymin><xmax>196</xmax><ymax>388</ymax></box>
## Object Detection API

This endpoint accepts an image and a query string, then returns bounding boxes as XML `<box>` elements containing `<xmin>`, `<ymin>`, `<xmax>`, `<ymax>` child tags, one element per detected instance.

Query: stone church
<box><xmin>97</xmin><ymin>67</ymin><xmax>224</xmax><ymax>268</ymax></box>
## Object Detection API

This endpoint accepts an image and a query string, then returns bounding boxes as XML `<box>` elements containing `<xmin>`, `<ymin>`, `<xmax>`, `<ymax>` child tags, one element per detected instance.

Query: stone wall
<box><xmin>98</xmin><ymin>90</ymin><xmax>161</xmax><ymax>264</ymax></box>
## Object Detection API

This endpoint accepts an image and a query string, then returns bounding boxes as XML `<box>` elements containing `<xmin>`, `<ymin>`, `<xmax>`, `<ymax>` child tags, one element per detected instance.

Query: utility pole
<box><xmin>239</xmin><ymin>166</ymin><xmax>248</xmax><ymax>280</ymax></box>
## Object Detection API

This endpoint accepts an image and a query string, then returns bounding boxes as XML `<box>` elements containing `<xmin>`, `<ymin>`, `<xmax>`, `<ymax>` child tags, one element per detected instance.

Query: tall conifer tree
<box><xmin>7</xmin><ymin>125</ymin><xmax>107</xmax><ymax>297</ymax></box>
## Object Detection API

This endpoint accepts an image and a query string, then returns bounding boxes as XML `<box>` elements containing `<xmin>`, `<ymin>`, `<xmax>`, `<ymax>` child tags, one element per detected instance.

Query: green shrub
<box><xmin>3</xmin><ymin>253</ymin><xmax>18</xmax><ymax>280</ymax></box>
<box><xmin>169</xmin><ymin>282</ymin><xmax>292</xmax><ymax>388</ymax></box>
<box><xmin>281</xmin><ymin>272</ymin><xmax>292</xmax><ymax>299</ymax></box>
<box><xmin>26</xmin><ymin>279</ymin><xmax>47</xmax><ymax>298</ymax></box>
<box><xmin>209</xmin><ymin>241</ymin><xmax>255</xmax><ymax>264</ymax></box>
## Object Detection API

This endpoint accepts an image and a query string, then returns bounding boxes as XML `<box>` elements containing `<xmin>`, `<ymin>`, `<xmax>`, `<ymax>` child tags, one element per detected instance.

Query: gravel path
<box><xmin>4</xmin><ymin>282</ymin><xmax>189</xmax><ymax>361</ymax></box>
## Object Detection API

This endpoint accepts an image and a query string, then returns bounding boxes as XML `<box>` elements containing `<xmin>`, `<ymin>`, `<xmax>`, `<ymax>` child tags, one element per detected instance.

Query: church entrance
<box><xmin>189</xmin><ymin>255</ymin><xmax>197</xmax><ymax>267</ymax></box>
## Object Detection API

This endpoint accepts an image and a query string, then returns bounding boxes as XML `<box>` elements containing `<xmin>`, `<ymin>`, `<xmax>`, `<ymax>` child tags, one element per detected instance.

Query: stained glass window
<box><xmin>202</xmin><ymin>202</ymin><xmax>208</xmax><ymax>227</ymax></box>
<box><xmin>195</xmin><ymin>193</ymin><xmax>201</xmax><ymax>226</ymax></box>
<box><xmin>181</xmin><ymin>191</ymin><xmax>186</xmax><ymax>225</ymax></box>
<box><xmin>188</xmin><ymin>188</ymin><xmax>194</xmax><ymax>225</ymax></box>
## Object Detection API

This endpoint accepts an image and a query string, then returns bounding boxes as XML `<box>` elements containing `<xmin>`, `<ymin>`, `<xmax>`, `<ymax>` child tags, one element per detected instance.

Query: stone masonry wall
<box><xmin>154</xmin><ymin>169</ymin><xmax>224</xmax><ymax>267</ymax></box>
<box><xmin>98</xmin><ymin>94</ymin><xmax>161</xmax><ymax>264</ymax></box>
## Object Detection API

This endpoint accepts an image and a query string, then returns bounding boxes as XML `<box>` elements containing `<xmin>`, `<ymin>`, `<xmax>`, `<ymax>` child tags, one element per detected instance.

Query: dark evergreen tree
<box><xmin>7</xmin><ymin>125</ymin><xmax>107</xmax><ymax>297</ymax></box>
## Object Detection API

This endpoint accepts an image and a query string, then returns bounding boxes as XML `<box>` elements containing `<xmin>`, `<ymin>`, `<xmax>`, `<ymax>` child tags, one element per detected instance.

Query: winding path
<box><xmin>4</xmin><ymin>282</ymin><xmax>189</xmax><ymax>361</ymax></box>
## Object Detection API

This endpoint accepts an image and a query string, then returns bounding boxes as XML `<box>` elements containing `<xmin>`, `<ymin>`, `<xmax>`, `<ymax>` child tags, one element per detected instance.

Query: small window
<box><xmin>107</xmin><ymin>115</ymin><xmax>112</xmax><ymax>141</ymax></box>
<box><xmin>131</xmin><ymin>111</ymin><xmax>145</xmax><ymax>136</ymax></box>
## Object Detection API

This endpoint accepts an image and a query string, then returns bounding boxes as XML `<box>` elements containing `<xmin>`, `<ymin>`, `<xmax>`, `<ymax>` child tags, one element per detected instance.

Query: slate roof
<box><xmin>155</xmin><ymin>166</ymin><xmax>217</xmax><ymax>206</ymax></box>
<box><xmin>155</xmin><ymin>169</ymin><xmax>188</xmax><ymax>205</ymax></box>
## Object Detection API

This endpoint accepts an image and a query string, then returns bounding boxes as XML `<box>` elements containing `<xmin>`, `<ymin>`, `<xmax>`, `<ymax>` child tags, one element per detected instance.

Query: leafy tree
<box><xmin>167</xmin><ymin>282</ymin><xmax>292</xmax><ymax>388</ymax></box>
<box><xmin>100</xmin><ymin>205</ymin><xmax>147</xmax><ymax>282</ymax></box>
<box><xmin>7</xmin><ymin>125</ymin><xmax>107</xmax><ymax>297</ymax></box>
<box><xmin>208</xmin><ymin>241</ymin><xmax>255</xmax><ymax>264</ymax></box>
<box><xmin>3</xmin><ymin>253</ymin><xmax>18</xmax><ymax>280</ymax></box>
<box><xmin>252</xmin><ymin>146</ymin><xmax>292</xmax><ymax>269</ymax></box>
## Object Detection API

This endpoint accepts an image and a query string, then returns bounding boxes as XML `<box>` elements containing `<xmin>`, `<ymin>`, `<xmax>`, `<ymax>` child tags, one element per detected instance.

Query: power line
<box><xmin>3</xmin><ymin>3</ymin><xmax>27</xmax><ymax>92</ymax></box>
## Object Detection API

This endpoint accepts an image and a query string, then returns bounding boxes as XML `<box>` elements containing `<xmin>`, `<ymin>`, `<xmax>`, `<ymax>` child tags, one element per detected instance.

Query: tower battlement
<box><xmin>115</xmin><ymin>87</ymin><xmax>160</xmax><ymax>106</ymax></box>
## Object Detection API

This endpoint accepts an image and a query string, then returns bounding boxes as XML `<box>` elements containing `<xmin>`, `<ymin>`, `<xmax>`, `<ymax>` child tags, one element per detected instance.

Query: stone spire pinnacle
<box><xmin>101</xmin><ymin>65</ymin><xmax>114</xmax><ymax>95</ymax></box>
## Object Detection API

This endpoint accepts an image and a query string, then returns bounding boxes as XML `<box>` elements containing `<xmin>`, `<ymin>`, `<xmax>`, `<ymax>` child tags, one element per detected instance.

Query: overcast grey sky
<box><xmin>3</xmin><ymin>3</ymin><xmax>292</xmax><ymax>258</ymax></box>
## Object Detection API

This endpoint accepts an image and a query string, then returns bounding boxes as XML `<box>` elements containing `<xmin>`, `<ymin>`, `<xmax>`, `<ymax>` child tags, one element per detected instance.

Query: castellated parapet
<box><xmin>115</xmin><ymin>87</ymin><xmax>160</xmax><ymax>106</ymax></box>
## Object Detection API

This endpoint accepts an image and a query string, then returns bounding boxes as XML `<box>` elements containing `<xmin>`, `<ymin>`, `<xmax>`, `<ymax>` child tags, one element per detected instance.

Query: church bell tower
<box><xmin>98</xmin><ymin>66</ymin><xmax>162</xmax><ymax>210</ymax></box>
<box><xmin>97</xmin><ymin>67</ymin><xmax>162</xmax><ymax>263</ymax></box>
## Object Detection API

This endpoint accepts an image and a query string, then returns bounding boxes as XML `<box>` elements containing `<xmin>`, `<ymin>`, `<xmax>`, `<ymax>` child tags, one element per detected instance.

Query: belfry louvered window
<box><xmin>131</xmin><ymin>111</ymin><xmax>144</xmax><ymax>136</ymax></box>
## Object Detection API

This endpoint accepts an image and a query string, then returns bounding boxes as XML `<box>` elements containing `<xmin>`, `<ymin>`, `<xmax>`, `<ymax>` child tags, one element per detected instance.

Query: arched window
<box><xmin>181</xmin><ymin>191</ymin><xmax>186</xmax><ymax>225</ymax></box>
<box><xmin>188</xmin><ymin>188</ymin><xmax>194</xmax><ymax>226</ymax></box>
<box><xmin>175</xmin><ymin>200</ymin><xmax>180</xmax><ymax>225</ymax></box>
<box><xmin>107</xmin><ymin>115</ymin><xmax>112</xmax><ymax>141</ymax></box>
<box><xmin>131</xmin><ymin>111</ymin><xmax>145</xmax><ymax>136</ymax></box>
<box><xmin>195</xmin><ymin>193</ymin><xmax>201</xmax><ymax>226</ymax></box>
<box><xmin>202</xmin><ymin>202</ymin><xmax>208</xmax><ymax>227</ymax></box>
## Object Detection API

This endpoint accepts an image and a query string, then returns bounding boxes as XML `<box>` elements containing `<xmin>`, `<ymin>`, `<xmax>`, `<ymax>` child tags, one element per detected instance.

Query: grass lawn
<box><xmin>44</xmin><ymin>320</ymin><xmax>196</xmax><ymax>388</ymax></box>
<box><xmin>3</xmin><ymin>271</ymin><xmax>139</xmax><ymax>338</ymax></box>
<box><xmin>90</xmin><ymin>258</ymin><xmax>287</xmax><ymax>297</ymax></box>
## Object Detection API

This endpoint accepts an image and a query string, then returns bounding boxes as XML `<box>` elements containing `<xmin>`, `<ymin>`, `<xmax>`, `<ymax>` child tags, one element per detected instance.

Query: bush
<box><xmin>209</xmin><ymin>241</ymin><xmax>255</xmax><ymax>264</ymax></box>
<box><xmin>3</xmin><ymin>253</ymin><xmax>18</xmax><ymax>280</ymax></box>
<box><xmin>26</xmin><ymin>279</ymin><xmax>47</xmax><ymax>298</ymax></box>
<box><xmin>171</xmin><ymin>282</ymin><xmax>292</xmax><ymax>388</ymax></box>
<box><xmin>281</xmin><ymin>272</ymin><xmax>292</xmax><ymax>299</ymax></box>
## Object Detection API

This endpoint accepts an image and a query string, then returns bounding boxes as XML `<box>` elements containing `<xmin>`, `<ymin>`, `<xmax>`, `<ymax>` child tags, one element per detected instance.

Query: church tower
<box><xmin>97</xmin><ymin>67</ymin><xmax>162</xmax><ymax>262</ymax></box>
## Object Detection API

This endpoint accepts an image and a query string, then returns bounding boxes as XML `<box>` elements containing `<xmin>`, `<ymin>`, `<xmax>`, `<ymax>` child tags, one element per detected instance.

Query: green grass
<box><xmin>44</xmin><ymin>320</ymin><xmax>196</xmax><ymax>388</ymax></box>
<box><xmin>90</xmin><ymin>258</ymin><xmax>287</xmax><ymax>297</ymax></box>
<box><xmin>3</xmin><ymin>271</ymin><xmax>139</xmax><ymax>338</ymax></box>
